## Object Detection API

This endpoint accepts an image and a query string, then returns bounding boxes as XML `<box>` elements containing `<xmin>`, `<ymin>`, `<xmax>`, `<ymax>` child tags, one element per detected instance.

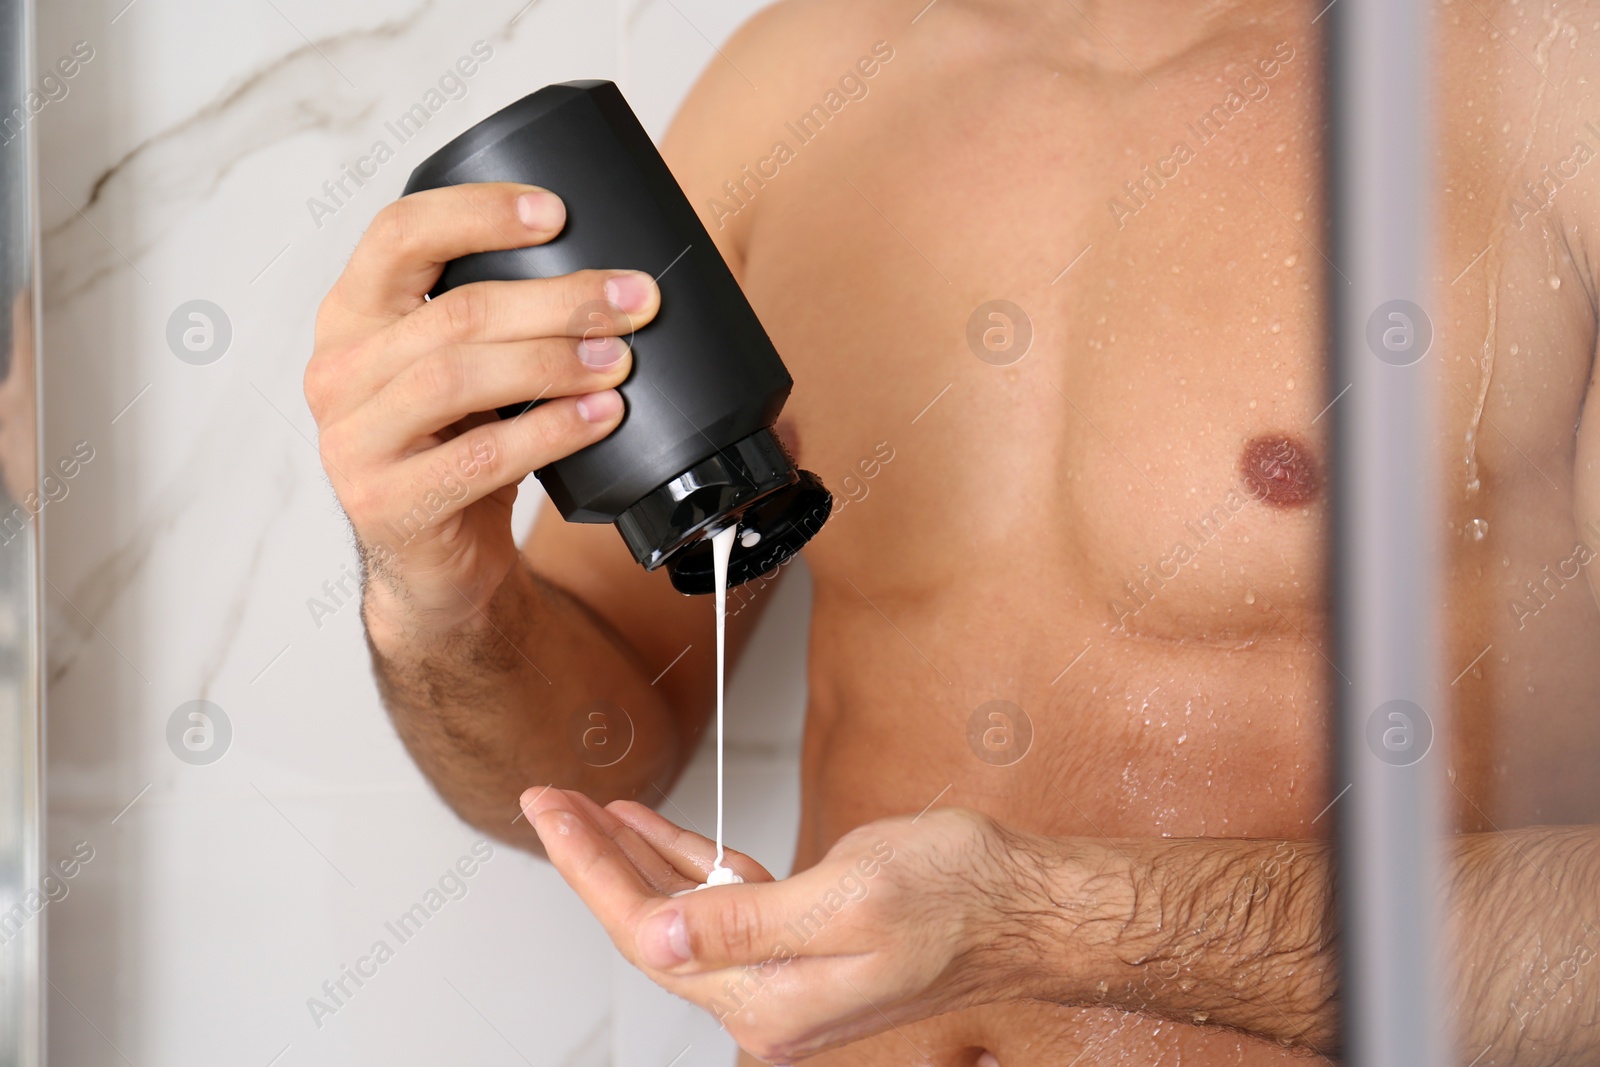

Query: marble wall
<box><xmin>35</xmin><ymin>1</ymin><xmax>802</xmax><ymax>1064</ymax></box>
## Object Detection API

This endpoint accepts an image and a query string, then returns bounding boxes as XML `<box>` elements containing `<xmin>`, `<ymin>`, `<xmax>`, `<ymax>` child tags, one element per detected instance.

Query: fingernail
<box><xmin>604</xmin><ymin>271</ymin><xmax>654</xmax><ymax>313</ymax></box>
<box><xmin>516</xmin><ymin>191</ymin><xmax>563</xmax><ymax>231</ymax></box>
<box><xmin>639</xmin><ymin>909</ymin><xmax>690</xmax><ymax>968</ymax></box>
<box><xmin>575</xmin><ymin>390</ymin><xmax>622</xmax><ymax>423</ymax></box>
<box><xmin>579</xmin><ymin>335</ymin><xmax>623</xmax><ymax>370</ymax></box>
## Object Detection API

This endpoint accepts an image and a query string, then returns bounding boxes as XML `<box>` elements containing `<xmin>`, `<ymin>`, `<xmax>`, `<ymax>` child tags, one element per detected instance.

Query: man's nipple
<box><xmin>1239</xmin><ymin>432</ymin><xmax>1321</xmax><ymax>506</ymax></box>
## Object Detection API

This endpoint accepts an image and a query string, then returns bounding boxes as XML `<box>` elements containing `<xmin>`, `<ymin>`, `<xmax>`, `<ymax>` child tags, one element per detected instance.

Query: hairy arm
<box><xmin>365</xmin><ymin>555</ymin><xmax>697</xmax><ymax>853</ymax></box>
<box><xmin>1006</xmin><ymin>830</ymin><xmax>1340</xmax><ymax>1050</ymax></box>
<box><xmin>1008</xmin><ymin>825</ymin><xmax>1600</xmax><ymax>1064</ymax></box>
<box><xmin>364</xmin><ymin>5</ymin><xmax>815</xmax><ymax>852</ymax></box>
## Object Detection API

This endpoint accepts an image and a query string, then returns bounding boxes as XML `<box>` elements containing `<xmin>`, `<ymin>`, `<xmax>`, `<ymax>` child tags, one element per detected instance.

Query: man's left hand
<box><xmin>520</xmin><ymin>786</ymin><xmax>1068</xmax><ymax>1062</ymax></box>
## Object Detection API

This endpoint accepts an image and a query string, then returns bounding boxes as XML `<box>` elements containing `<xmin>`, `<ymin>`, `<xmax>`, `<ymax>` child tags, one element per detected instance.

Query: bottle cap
<box><xmin>615</xmin><ymin>427</ymin><xmax>831</xmax><ymax>594</ymax></box>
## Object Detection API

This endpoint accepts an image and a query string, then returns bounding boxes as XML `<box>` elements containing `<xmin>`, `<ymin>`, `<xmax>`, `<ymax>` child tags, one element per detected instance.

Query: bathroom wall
<box><xmin>36</xmin><ymin>1</ymin><xmax>800</xmax><ymax>1064</ymax></box>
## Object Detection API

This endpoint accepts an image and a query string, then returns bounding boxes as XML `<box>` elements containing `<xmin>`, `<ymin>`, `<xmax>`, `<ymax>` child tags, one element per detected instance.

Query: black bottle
<box><xmin>403</xmin><ymin>80</ymin><xmax>830</xmax><ymax>595</ymax></box>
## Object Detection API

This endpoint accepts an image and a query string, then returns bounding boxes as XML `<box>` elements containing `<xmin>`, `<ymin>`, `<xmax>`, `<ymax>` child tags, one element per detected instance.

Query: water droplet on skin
<box><xmin>1269</xmin><ymin>321</ymin><xmax>1282</xmax><ymax>334</ymax></box>
<box><xmin>1284</xmin><ymin>253</ymin><xmax>1299</xmax><ymax>267</ymax></box>
<box><xmin>1466</xmin><ymin>517</ymin><xmax>1488</xmax><ymax>541</ymax></box>
<box><xmin>1466</xmin><ymin>476</ymin><xmax>1481</xmax><ymax>493</ymax></box>
<box><xmin>1509</xmin><ymin>343</ymin><xmax>1519</xmax><ymax>355</ymax></box>
<box><xmin>1244</xmin><ymin>590</ymin><xmax>1256</xmax><ymax>605</ymax></box>
<box><xmin>1548</xmin><ymin>274</ymin><xmax>1561</xmax><ymax>289</ymax></box>
<box><xmin>1248</xmin><ymin>399</ymin><xmax>1258</xmax><ymax>409</ymax></box>
<box><xmin>1286</xmin><ymin>377</ymin><xmax>1295</xmax><ymax>390</ymax></box>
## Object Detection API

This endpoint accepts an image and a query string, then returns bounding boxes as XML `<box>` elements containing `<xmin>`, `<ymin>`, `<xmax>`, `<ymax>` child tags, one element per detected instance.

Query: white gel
<box><xmin>703</xmin><ymin>865</ymin><xmax>742</xmax><ymax>887</ymax></box>
<box><xmin>679</xmin><ymin>524</ymin><xmax>744</xmax><ymax>896</ymax></box>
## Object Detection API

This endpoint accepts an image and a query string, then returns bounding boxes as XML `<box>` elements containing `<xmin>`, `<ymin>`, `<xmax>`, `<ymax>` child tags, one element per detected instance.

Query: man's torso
<box><xmin>693</xmin><ymin>1</ymin><xmax>1600</xmax><ymax>1061</ymax></box>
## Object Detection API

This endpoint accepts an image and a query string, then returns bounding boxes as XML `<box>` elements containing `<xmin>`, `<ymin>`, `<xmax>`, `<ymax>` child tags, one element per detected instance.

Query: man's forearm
<box><xmin>1009</xmin><ymin>824</ymin><xmax>1600</xmax><ymax>1064</ymax></box>
<box><xmin>365</xmin><ymin>555</ymin><xmax>683</xmax><ymax>851</ymax></box>
<box><xmin>1448</xmin><ymin>826</ymin><xmax>1600</xmax><ymax>1067</ymax></box>
<box><xmin>1004</xmin><ymin>831</ymin><xmax>1339</xmax><ymax>1051</ymax></box>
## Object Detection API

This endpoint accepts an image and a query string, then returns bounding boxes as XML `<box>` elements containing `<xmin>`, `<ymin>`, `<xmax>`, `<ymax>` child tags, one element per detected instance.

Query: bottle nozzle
<box><xmin>614</xmin><ymin>427</ymin><xmax>831</xmax><ymax>595</ymax></box>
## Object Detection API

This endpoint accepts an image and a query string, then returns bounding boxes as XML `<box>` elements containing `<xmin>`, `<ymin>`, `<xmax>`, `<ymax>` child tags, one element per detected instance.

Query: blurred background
<box><xmin>37</xmin><ymin>1</ymin><xmax>802</xmax><ymax>1064</ymax></box>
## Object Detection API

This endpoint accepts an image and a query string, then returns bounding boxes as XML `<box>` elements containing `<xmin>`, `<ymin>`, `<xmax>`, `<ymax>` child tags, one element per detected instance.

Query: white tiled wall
<box><xmin>37</xmin><ymin>2</ymin><xmax>796</xmax><ymax>1064</ymax></box>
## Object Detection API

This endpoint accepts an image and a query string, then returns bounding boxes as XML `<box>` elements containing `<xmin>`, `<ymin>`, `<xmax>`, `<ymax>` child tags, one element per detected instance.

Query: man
<box><xmin>304</xmin><ymin>0</ymin><xmax>1600</xmax><ymax>1062</ymax></box>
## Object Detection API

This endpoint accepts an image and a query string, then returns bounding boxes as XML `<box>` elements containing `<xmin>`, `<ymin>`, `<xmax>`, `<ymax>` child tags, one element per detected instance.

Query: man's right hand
<box><xmin>304</xmin><ymin>182</ymin><xmax>660</xmax><ymax>648</ymax></box>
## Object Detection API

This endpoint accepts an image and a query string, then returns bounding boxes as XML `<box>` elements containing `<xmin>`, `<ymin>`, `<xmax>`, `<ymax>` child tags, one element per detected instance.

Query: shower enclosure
<box><xmin>1329</xmin><ymin>0</ymin><xmax>1445</xmax><ymax>1064</ymax></box>
<box><xmin>0</xmin><ymin>0</ymin><xmax>44</xmax><ymax>1063</ymax></box>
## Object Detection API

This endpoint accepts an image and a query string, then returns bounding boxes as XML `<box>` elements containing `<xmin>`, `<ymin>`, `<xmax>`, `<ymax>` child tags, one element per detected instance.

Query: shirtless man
<box><xmin>303</xmin><ymin>0</ymin><xmax>1600</xmax><ymax>1063</ymax></box>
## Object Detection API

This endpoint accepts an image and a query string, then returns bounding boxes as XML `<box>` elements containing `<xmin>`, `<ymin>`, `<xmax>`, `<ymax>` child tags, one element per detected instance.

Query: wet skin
<box><xmin>507</xmin><ymin>0</ymin><xmax>1600</xmax><ymax>1062</ymax></box>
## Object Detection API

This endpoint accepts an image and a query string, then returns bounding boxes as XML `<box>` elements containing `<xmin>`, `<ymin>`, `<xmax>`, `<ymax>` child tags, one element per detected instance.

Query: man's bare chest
<box><xmin>737</xmin><ymin>51</ymin><xmax>1333</xmax><ymax>640</ymax></box>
